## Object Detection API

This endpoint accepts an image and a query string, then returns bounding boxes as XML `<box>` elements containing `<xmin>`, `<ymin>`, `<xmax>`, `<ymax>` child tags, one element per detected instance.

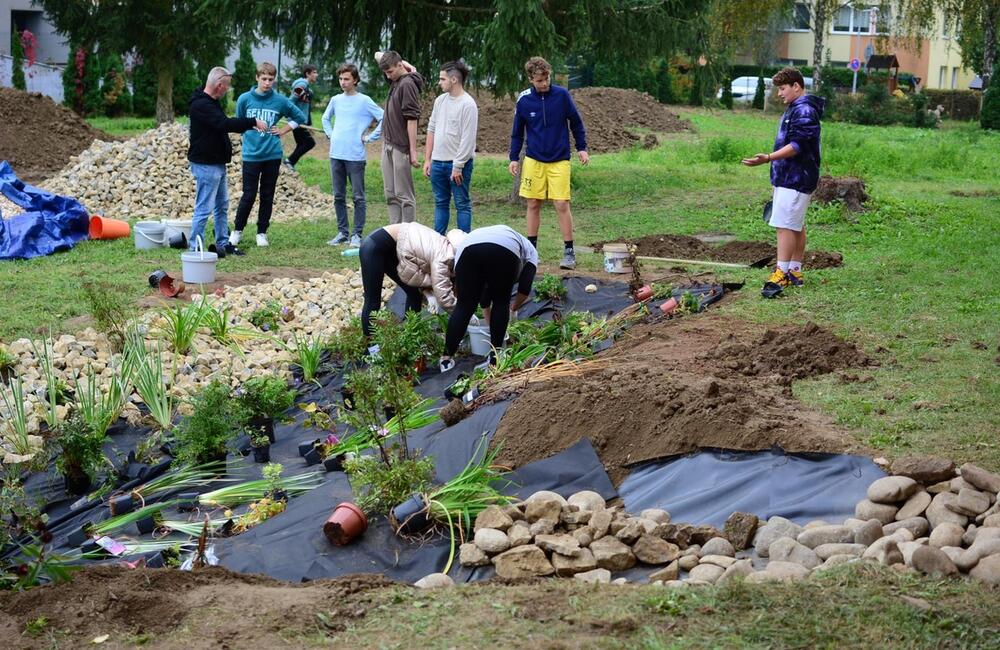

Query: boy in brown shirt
<box><xmin>377</xmin><ymin>51</ymin><xmax>424</xmax><ymax>223</ymax></box>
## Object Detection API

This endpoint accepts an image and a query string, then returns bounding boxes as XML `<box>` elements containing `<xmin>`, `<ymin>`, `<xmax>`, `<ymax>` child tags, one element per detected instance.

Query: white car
<box><xmin>718</xmin><ymin>75</ymin><xmax>814</xmax><ymax>105</ymax></box>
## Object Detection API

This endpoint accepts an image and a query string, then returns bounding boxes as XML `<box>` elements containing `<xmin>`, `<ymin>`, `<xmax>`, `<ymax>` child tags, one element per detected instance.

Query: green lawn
<box><xmin>2</xmin><ymin>110</ymin><xmax>998</xmax><ymax>475</ymax></box>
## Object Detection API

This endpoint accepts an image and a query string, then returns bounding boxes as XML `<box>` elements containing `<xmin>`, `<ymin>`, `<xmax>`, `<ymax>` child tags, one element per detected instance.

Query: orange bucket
<box><xmin>89</xmin><ymin>215</ymin><xmax>131</xmax><ymax>240</ymax></box>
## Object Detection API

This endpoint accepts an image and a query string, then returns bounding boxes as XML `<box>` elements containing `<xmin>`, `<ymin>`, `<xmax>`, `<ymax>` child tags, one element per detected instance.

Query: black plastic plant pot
<box><xmin>176</xmin><ymin>492</ymin><xmax>200</xmax><ymax>512</ymax></box>
<box><xmin>444</xmin><ymin>374</ymin><xmax>469</xmax><ymax>401</ymax></box>
<box><xmin>391</xmin><ymin>493</ymin><xmax>431</xmax><ymax>535</ymax></box>
<box><xmin>136</xmin><ymin>516</ymin><xmax>157</xmax><ymax>535</ymax></box>
<box><xmin>299</xmin><ymin>438</ymin><xmax>320</xmax><ymax>457</ymax></box>
<box><xmin>303</xmin><ymin>445</ymin><xmax>323</xmax><ymax>466</ymax></box>
<box><xmin>109</xmin><ymin>493</ymin><xmax>135</xmax><ymax>516</ymax></box>
<box><xmin>125</xmin><ymin>461</ymin><xmax>151</xmax><ymax>481</ymax></box>
<box><xmin>67</xmin><ymin>524</ymin><xmax>93</xmax><ymax>547</ymax></box>
<box><xmin>322</xmin><ymin>454</ymin><xmax>346</xmax><ymax>472</ymax></box>
<box><xmin>252</xmin><ymin>445</ymin><xmax>271</xmax><ymax>463</ymax></box>
<box><xmin>64</xmin><ymin>471</ymin><xmax>92</xmax><ymax>496</ymax></box>
<box><xmin>144</xmin><ymin>551</ymin><xmax>165</xmax><ymax>568</ymax></box>
<box><xmin>383</xmin><ymin>406</ymin><xmax>396</xmax><ymax>422</ymax></box>
<box><xmin>462</xmin><ymin>386</ymin><xmax>480</xmax><ymax>405</ymax></box>
<box><xmin>340</xmin><ymin>386</ymin><xmax>355</xmax><ymax>411</ymax></box>
<box><xmin>250</xmin><ymin>416</ymin><xmax>276</xmax><ymax>444</ymax></box>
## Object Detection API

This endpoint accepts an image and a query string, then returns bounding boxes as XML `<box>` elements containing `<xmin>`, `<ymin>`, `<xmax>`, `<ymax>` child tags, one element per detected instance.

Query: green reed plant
<box><xmin>0</xmin><ymin>373</ymin><xmax>31</xmax><ymax>455</ymax></box>
<box><xmin>286</xmin><ymin>332</ymin><xmax>326</xmax><ymax>383</ymax></box>
<box><xmin>123</xmin><ymin>333</ymin><xmax>174</xmax><ymax>432</ymax></box>
<box><xmin>157</xmin><ymin>296</ymin><xmax>211</xmax><ymax>355</ymax></box>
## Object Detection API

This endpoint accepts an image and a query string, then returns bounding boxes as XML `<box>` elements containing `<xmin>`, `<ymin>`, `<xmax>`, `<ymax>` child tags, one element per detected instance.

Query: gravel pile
<box><xmin>43</xmin><ymin>123</ymin><xmax>335</xmax><ymax>222</ymax></box>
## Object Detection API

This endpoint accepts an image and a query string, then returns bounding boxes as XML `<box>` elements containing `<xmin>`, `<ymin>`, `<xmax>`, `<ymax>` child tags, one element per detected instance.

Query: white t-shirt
<box><xmin>427</xmin><ymin>92</ymin><xmax>478</xmax><ymax>170</ymax></box>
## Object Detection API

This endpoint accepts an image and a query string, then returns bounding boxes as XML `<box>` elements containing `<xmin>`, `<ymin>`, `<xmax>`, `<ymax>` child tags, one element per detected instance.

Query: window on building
<box><xmin>833</xmin><ymin>4</ymin><xmax>890</xmax><ymax>34</ymax></box>
<box><xmin>951</xmin><ymin>67</ymin><xmax>959</xmax><ymax>89</ymax></box>
<box><xmin>784</xmin><ymin>3</ymin><xmax>811</xmax><ymax>31</ymax></box>
<box><xmin>939</xmin><ymin>66</ymin><xmax>947</xmax><ymax>88</ymax></box>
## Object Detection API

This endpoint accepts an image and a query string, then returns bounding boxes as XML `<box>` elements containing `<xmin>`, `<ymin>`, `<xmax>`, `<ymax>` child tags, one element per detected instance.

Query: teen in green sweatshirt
<box><xmin>232</xmin><ymin>61</ymin><xmax>307</xmax><ymax>248</ymax></box>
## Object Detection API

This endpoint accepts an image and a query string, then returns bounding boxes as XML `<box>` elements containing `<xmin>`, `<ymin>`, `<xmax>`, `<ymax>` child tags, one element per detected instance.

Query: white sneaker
<box><xmin>256</xmin><ymin>233</ymin><xmax>269</xmax><ymax>247</ymax></box>
<box><xmin>327</xmin><ymin>232</ymin><xmax>349</xmax><ymax>246</ymax></box>
<box><xmin>350</xmin><ymin>234</ymin><xmax>362</xmax><ymax>247</ymax></box>
<box><xmin>230</xmin><ymin>230</ymin><xmax>242</xmax><ymax>246</ymax></box>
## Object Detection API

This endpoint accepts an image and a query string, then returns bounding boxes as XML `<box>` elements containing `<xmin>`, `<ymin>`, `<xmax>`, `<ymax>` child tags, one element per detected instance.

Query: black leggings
<box><xmin>235</xmin><ymin>159</ymin><xmax>281</xmax><ymax>234</ymax></box>
<box><xmin>359</xmin><ymin>228</ymin><xmax>423</xmax><ymax>336</ymax></box>
<box><xmin>445</xmin><ymin>243</ymin><xmax>519</xmax><ymax>355</ymax></box>
<box><xmin>288</xmin><ymin>127</ymin><xmax>316</xmax><ymax>166</ymax></box>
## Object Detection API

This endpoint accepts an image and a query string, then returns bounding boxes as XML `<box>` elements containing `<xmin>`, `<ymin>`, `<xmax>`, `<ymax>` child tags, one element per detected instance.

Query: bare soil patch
<box><xmin>0</xmin><ymin>565</ymin><xmax>393</xmax><ymax>648</ymax></box>
<box><xmin>812</xmin><ymin>175</ymin><xmax>869</xmax><ymax>212</ymax></box>
<box><xmin>0</xmin><ymin>87</ymin><xmax>116</xmax><ymax>184</ymax></box>
<box><xmin>493</xmin><ymin>313</ymin><xmax>873</xmax><ymax>484</ymax></box>
<box><xmin>591</xmin><ymin>233</ymin><xmax>844</xmax><ymax>270</ymax></box>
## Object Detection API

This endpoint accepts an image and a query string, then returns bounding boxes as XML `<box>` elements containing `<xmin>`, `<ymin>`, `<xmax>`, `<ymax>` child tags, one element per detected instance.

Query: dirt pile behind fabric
<box><xmin>592</xmin><ymin>233</ymin><xmax>844</xmax><ymax>270</ymax></box>
<box><xmin>422</xmin><ymin>87</ymin><xmax>690</xmax><ymax>155</ymax></box>
<box><xmin>0</xmin><ymin>87</ymin><xmax>115</xmax><ymax>183</ymax></box>
<box><xmin>493</xmin><ymin>315</ymin><xmax>871</xmax><ymax>484</ymax></box>
<box><xmin>0</xmin><ymin>565</ymin><xmax>393</xmax><ymax>647</ymax></box>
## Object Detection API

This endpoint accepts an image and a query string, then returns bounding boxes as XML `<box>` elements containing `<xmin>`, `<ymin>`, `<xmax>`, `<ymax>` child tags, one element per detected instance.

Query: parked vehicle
<box><xmin>718</xmin><ymin>75</ymin><xmax>814</xmax><ymax>105</ymax></box>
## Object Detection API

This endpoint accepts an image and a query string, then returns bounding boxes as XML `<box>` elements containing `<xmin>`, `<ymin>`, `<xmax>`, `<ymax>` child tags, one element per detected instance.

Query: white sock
<box><xmin>789</xmin><ymin>261</ymin><xmax>802</xmax><ymax>272</ymax></box>
<box><xmin>777</xmin><ymin>260</ymin><xmax>790</xmax><ymax>273</ymax></box>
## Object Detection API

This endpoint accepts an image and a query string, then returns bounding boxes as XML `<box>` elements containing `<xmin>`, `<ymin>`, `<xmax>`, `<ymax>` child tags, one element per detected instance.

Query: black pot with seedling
<box><xmin>176</xmin><ymin>492</ymin><xmax>200</xmax><ymax>512</ymax></box>
<box><xmin>250</xmin><ymin>430</ymin><xmax>271</xmax><ymax>463</ymax></box>
<box><xmin>250</xmin><ymin>416</ymin><xmax>276</xmax><ymax>444</ymax></box>
<box><xmin>63</xmin><ymin>471</ymin><xmax>92</xmax><ymax>496</ymax></box>
<box><xmin>303</xmin><ymin>444</ymin><xmax>323</xmax><ymax>466</ymax></box>
<box><xmin>323</xmin><ymin>454</ymin><xmax>346</xmax><ymax>472</ymax></box>
<box><xmin>108</xmin><ymin>493</ymin><xmax>135</xmax><ymax>516</ymax></box>
<box><xmin>391</xmin><ymin>493</ymin><xmax>432</xmax><ymax>535</ymax></box>
<box><xmin>444</xmin><ymin>374</ymin><xmax>469</xmax><ymax>401</ymax></box>
<box><xmin>238</xmin><ymin>375</ymin><xmax>294</xmax><ymax>444</ymax></box>
<box><xmin>299</xmin><ymin>438</ymin><xmax>321</xmax><ymax>458</ymax></box>
<box><xmin>252</xmin><ymin>445</ymin><xmax>271</xmax><ymax>463</ymax></box>
<box><xmin>136</xmin><ymin>515</ymin><xmax>158</xmax><ymax>535</ymax></box>
<box><xmin>67</xmin><ymin>523</ymin><xmax>94</xmax><ymax>547</ymax></box>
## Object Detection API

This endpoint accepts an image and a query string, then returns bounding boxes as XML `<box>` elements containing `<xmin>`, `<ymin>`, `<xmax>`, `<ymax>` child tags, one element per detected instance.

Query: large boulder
<box><xmin>867</xmin><ymin>476</ymin><xmax>919</xmax><ymax>504</ymax></box>
<box><xmin>754</xmin><ymin>517</ymin><xmax>804</xmax><ymax>558</ymax></box>
<box><xmin>590</xmin><ymin>536</ymin><xmax>637</xmax><ymax>571</ymax></box>
<box><xmin>769</xmin><ymin>537</ymin><xmax>821</xmax><ymax>569</ymax></box>
<box><xmin>926</xmin><ymin>492</ymin><xmax>970</xmax><ymax>529</ymax></box>
<box><xmin>895</xmin><ymin>491</ymin><xmax>932</xmax><ymax>520</ymax></box>
<box><xmin>474</xmin><ymin>528</ymin><xmax>511</xmax><ymax>555</ymax></box>
<box><xmin>632</xmin><ymin>535</ymin><xmax>680</xmax><ymax>565</ymax></box>
<box><xmin>724</xmin><ymin>511</ymin><xmax>759</xmax><ymax>551</ymax></box>
<box><xmin>855</xmin><ymin>499</ymin><xmax>899</xmax><ymax>524</ymax></box>
<box><xmin>959</xmin><ymin>463</ymin><xmax>1000</xmax><ymax>494</ymax></box>
<box><xmin>911</xmin><ymin>545</ymin><xmax>958</xmax><ymax>577</ymax></box>
<box><xmin>890</xmin><ymin>455</ymin><xmax>956</xmax><ymax>484</ymax></box>
<box><xmin>474</xmin><ymin>505</ymin><xmax>514</xmax><ymax>532</ymax></box>
<box><xmin>567</xmin><ymin>490</ymin><xmax>606</xmax><ymax>512</ymax></box>
<box><xmin>493</xmin><ymin>545</ymin><xmax>555</xmax><ymax>578</ymax></box>
<box><xmin>551</xmin><ymin>548</ymin><xmax>597</xmax><ymax>576</ymax></box>
<box><xmin>700</xmin><ymin>536</ymin><xmax>735</xmax><ymax>557</ymax></box>
<box><xmin>797</xmin><ymin>525</ymin><xmax>854</xmax><ymax>549</ymax></box>
<box><xmin>969</xmin><ymin>554</ymin><xmax>1000</xmax><ymax>585</ymax></box>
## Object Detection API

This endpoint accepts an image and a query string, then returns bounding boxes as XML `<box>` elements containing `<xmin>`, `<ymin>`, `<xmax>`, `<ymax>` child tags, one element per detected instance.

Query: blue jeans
<box><xmin>331</xmin><ymin>159</ymin><xmax>367</xmax><ymax>236</ymax></box>
<box><xmin>430</xmin><ymin>158</ymin><xmax>473</xmax><ymax>234</ymax></box>
<box><xmin>189</xmin><ymin>163</ymin><xmax>229</xmax><ymax>250</ymax></box>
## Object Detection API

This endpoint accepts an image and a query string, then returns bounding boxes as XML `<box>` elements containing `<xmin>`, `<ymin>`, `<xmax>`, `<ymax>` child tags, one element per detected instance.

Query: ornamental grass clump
<box><xmin>0</xmin><ymin>373</ymin><xmax>32</xmax><ymax>456</ymax></box>
<box><xmin>197</xmin><ymin>469</ymin><xmax>322</xmax><ymax>508</ymax></box>
<box><xmin>157</xmin><ymin>296</ymin><xmax>212</xmax><ymax>355</ymax></box>
<box><xmin>73</xmin><ymin>365</ymin><xmax>130</xmax><ymax>438</ymax></box>
<box><xmin>287</xmin><ymin>332</ymin><xmax>326</xmax><ymax>384</ymax></box>
<box><xmin>123</xmin><ymin>333</ymin><xmax>174</xmax><ymax>432</ymax></box>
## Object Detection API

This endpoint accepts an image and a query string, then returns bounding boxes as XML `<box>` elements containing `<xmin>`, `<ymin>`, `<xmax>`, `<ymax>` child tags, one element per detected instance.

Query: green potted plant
<box><xmin>249</xmin><ymin>429</ymin><xmax>271</xmax><ymax>463</ymax></box>
<box><xmin>327</xmin><ymin>316</ymin><xmax>367</xmax><ymax>365</ymax></box>
<box><xmin>54</xmin><ymin>412</ymin><xmax>108</xmax><ymax>495</ymax></box>
<box><xmin>533</xmin><ymin>274</ymin><xmax>568</xmax><ymax>301</ymax></box>
<box><xmin>238</xmin><ymin>374</ymin><xmax>295</xmax><ymax>444</ymax></box>
<box><xmin>171</xmin><ymin>380</ymin><xmax>249</xmax><ymax>467</ymax></box>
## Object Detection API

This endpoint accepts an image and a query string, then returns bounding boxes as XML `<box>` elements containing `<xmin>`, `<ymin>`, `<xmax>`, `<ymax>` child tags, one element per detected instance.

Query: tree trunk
<box><xmin>155</xmin><ymin>60</ymin><xmax>175</xmax><ymax>124</ymax></box>
<box><xmin>984</xmin><ymin>3</ymin><xmax>998</xmax><ymax>90</ymax></box>
<box><xmin>811</xmin><ymin>1</ymin><xmax>830</xmax><ymax>92</ymax></box>
<box><xmin>507</xmin><ymin>152</ymin><xmax>525</xmax><ymax>205</ymax></box>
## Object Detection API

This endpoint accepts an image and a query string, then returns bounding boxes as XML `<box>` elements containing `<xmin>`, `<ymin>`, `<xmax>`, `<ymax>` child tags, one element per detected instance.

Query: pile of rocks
<box><xmin>1</xmin><ymin>270</ymin><xmax>390</xmax><ymax>449</ymax></box>
<box><xmin>422</xmin><ymin>457</ymin><xmax>1000</xmax><ymax>588</ymax></box>
<box><xmin>43</xmin><ymin>123</ymin><xmax>336</xmax><ymax>222</ymax></box>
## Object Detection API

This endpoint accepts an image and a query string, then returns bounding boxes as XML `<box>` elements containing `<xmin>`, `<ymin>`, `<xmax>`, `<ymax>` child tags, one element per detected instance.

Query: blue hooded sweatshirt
<box><xmin>235</xmin><ymin>87</ymin><xmax>308</xmax><ymax>162</ymax></box>
<box><xmin>771</xmin><ymin>94</ymin><xmax>825</xmax><ymax>194</ymax></box>
<box><xmin>509</xmin><ymin>85</ymin><xmax>587</xmax><ymax>163</ymax></box>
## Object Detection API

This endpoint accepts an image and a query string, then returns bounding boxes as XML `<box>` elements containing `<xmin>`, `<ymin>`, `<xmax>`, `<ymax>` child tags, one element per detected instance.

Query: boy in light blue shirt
<box><xmin>322</xmin><ymin>63</ymin><xmax>384</xmax><ymax>247</ymax></box>
<box><xmin>232</xmin><ymin>61</ymin><xmax>307</xmax><ymax>249</ymax></box>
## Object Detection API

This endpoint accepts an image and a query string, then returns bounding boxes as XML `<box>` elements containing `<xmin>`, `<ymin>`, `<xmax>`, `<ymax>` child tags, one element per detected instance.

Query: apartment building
<box><xmin>744</xmin><ymin>3</ymin><xmax>976</xmax><ymax>90</ymax></box>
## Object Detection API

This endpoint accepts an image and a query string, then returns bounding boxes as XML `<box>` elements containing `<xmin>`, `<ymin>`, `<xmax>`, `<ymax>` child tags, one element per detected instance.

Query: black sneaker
<box><xmin>224</xmin><ymin>244</ymin><xmax>245</xmax><ymax>257</ymax></box>
<box><xmin>209</xmin><ymin>243</ymin><xmax>225</xmax><ymax>259</ymax></box>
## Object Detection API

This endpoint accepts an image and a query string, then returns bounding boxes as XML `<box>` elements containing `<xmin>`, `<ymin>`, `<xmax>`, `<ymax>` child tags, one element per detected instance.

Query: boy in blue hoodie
<box><xmin>232</xmin><ymin>61</ymin><xmax>307</xmax><ymax>249</ymax></box>
<box><xmin>508</xmin><ymin>56</ymin><xmax>588</xmax><ymax>270</ymax></box>
<box><xmin>742</xmin><ymin>67</ymin><xmax>825</xmax><ymax>298</ymax></box>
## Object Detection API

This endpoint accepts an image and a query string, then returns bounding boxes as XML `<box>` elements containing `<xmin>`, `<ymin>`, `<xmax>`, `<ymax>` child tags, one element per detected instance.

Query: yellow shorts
<box><xmin>519</xmin><ymin>157</ymin><xmax>571</xmax><ymax>201</ymax></box>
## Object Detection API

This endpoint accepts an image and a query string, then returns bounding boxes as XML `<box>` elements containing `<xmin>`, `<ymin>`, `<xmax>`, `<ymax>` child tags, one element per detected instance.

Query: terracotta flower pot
<box><xmin>660</xmin><ymin>297</ymin><xmax>679</xmax><ymax>314</ymax></box>
<box><xmin>324</xmin><ymin>502</ymin><xmax>368</xmax><ymax>545</ymax></box>
<box><xmin>634</xmin><ymin>285</ymin><xmax>653</xmax><ymax>302</ymax></box>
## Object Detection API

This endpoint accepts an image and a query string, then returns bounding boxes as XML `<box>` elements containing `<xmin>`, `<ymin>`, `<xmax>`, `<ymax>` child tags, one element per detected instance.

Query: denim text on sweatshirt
<box><xmin>509</xmin><ymin>85</ymin><xmax>587</xmax><ymax>163</ymax></box>
<box><xmin>771</xmin><ymin>94</ymin><xmax>825</xmax><ymax>194</ymax></box>
<box><xmin>321</xmin><ymin>92</ymin><xmax>384</xmax><ymax>162</ymax></box>
<box><xmin>236</xmin><ymin>87</ymin><xmax>307</xmax><ymax>162</ymax></box>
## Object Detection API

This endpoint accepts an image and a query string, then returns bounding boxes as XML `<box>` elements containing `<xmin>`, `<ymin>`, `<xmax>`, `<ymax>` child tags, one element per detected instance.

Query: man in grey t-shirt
<box><xmin>423</xmin><ymin>60</ymin><xmax>478</xmax><ymax>235</ymax></box>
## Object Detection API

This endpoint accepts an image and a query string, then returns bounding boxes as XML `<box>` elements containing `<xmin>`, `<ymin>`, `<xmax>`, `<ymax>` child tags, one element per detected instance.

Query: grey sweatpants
<box><xmin>381</xmin><ymin>143</ymin><xmax>416</xmax><ymax>224</ymax></box>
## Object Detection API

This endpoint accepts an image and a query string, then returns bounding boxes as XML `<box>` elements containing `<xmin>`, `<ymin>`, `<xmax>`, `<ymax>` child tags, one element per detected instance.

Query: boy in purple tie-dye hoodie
<box><xmin>742</xmin><ymin>67</ymin><xmax>825</xmax><ymax>298</ymax></box>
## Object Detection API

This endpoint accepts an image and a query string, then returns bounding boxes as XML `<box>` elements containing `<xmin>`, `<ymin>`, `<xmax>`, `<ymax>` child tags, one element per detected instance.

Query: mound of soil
<box><xmin>422</xmin><ymin>86</ymin><xmax>690</xmax><ymax>156</ymax></box>
<box><xmin>0</xmin><ymin>565</ymin><xmax>392</xmax><ymax>646</ymax></box>
<box><xmin>493</xmin><ymin>314</ymin><xmax>871</xmax><ymax>484</ymax></box>
<box><xmin>812</xmin><ymin>175</ymin><xmax>869</xmax><ymax>212</ymax></box>
<box><xmin>0</xmin><ymin>87</ymin><xmax>115</xmax><ymax>183</ymax></box>
<box><xmin>592</xmin><ymin>234</ymin><xmax>844</xmax><ymax>270</ymax></box>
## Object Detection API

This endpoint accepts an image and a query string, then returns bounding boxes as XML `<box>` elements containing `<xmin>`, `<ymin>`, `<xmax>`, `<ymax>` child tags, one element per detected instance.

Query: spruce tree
<box><xmin>232</xmin><ymin>39</ymin><xmax>257</xmax><ymax>98</ymax></box>
<box><xmin>982</xmin><ymin>84</ymin><xmax>1000</xmax><ymax>130</ymax></box>
<box><xmin>752</xmin><ymin>75</ymin><xmax>766</xmax><ymax>110</ymax></box>
<box><xmin>721</xmin><ymin>80</ymin><xmax>734</xmax><ymax>109</ymax></box>
<box><xmin>655</xmin><ymin>59</ymin><xmax>675</xmax><ymax>104</ymax></box>
<box><xmin>131</xmin><ymin>59</ymin><xmax>157</xmax><ymax>116</ymax></box>
<box><xmin>11</xmin><ymin>30</ymin><xmax>26</xmax><ymax>90</ymax></box>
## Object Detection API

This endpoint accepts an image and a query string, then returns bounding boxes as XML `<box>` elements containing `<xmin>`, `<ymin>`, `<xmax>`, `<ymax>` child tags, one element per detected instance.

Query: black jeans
<box><xmin>288</xmin><ymin>127</ymin><xmax>316</xmax><ymax>166</ymax></box>
<box><xmin>445</xmin><ymin>243</ymin><xmax>519</xmax><ymax>355</ymax></box>
<box><xmin>359</xmin><ymin>228</ymin><xmax>423</xmax><ymax>336</ymax></box>
<box><xmin>234</xmin><ymin>159</ymin><xmax>281</xmax><ymax>234</ymax></box>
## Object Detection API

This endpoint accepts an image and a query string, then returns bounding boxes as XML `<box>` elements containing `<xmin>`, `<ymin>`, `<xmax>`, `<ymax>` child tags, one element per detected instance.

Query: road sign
<box><xmin>849</xmin><ymin>58</ymin><xmax>861</xmax><ymax>72</ymax></box>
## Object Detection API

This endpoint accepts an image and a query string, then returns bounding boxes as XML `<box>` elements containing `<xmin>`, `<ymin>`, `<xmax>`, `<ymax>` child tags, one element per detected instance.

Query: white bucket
<box><xmin>603</xmin><ymin>243</ymin><xmax>630</xmax><ymax>274</ymax></box>
<box><xmin>467</xmin><ymin>325</ymin><xmax>492</xmax><ymax>356</ymax></box>
<box><xmin>134</xmin><ymin>221</ymin><xmax>166</xmax><ymax>250</ymax></box>
<box><xmin>162</xmin><ymin>219</ymin><xmax>193</xmax><ymax>242</ymax></box>
<box><xmin>181</xmin><ymin>236</ymin><xmax>218</xmax><ymax>284</ymax></box>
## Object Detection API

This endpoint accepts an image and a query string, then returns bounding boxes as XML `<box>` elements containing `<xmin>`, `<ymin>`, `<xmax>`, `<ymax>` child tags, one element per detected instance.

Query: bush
<box><xmin>720</xmin><ymin>80</ymin><xmax>733</xmax><ymax>109</ymax></box>
<box><xmin>172</xmin><ymin>56</ymin><xmax>201</xmax><ymax>116</ymax></box>
<box><xmin>11</xmin><ymin>30</ymin><xmax>26</xmax><ymax>90</ymax></box>
<box><xmin>232</xmin><ymin>39</ymin><xmax>257</xmax><ymax>98</ymax></box>
<box><xmin>101</xmin><ymin>53</ymin><xmax>132</xmax><ymax>117</ymax></box>
<box><xmin>345</xmin><ymin>454</ymin><xmax>435</xmax><ymax>515</ymax></box>
<box><xmin>131</xmin><ymin>60</ymin><xmax>157</xmax><ymax>117</ymax></box>
<box><xmin>654</xmin><ymin>59</ymin><xmax>676</xmax><ymax>104</ymax></box>
<box><xmin>172</xmin><ymin>380</ymin><xmax>249</xmax><ymax>464</ymax></box>
<box><xmin>752</xmin><ymin>75</ymin><xmax>765</xmax><ymax>109</ymax></box>
<box><xmin>983</xmin><ymin>86</ymin><xmax>1000</xmax><ymax>130</ymax></box>
<box><xmin>238</xmin><ymin>374</ymin><xmax>295</xmax><ymax>419</ymax></box>
<box><xmin>55</xmin><ymin>412</ymin><xmax>107</xmax><ymax>483</ymax></box>
<box><xmin>62</xmin><ymin>44</ymin><xmax>88</xmax><ymax>114</ymax></box>
<box><xmin>706</xmin><ymin>137</ymin><xmax>736</xmax><ymax>163</ymax></box>
<box><xmin>922</xmin><ymin>89</ymin><xmax>981</xmax><ymax>121</ymax></box>
<box><xmin>82</xmin><ymin>49</ymin><xmax>104</xmax><ymax>115</ymax></box>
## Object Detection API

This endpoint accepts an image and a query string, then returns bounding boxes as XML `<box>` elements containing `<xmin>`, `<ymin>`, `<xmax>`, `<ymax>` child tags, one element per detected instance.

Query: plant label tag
<box><xmin>367</xmin><ymin>344</ymin><xmax>381</xmax><ymax>359</ymax></box>
<box><xmin>95</xmin><ymin>536</ymin><xmax>128</xmax><ymax>556</ymax></box>
<box><xmin>462</xmin><ymin>387</ymin><xmax>479</xmax><ymax>405</ymax></box>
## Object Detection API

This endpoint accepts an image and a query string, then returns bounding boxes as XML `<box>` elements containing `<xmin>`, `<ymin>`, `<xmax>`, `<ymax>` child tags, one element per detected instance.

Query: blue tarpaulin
<box><xmin>0</xmin><ymin>160</ymin><xmax>90</xmax><ymax>260</ymax></box>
